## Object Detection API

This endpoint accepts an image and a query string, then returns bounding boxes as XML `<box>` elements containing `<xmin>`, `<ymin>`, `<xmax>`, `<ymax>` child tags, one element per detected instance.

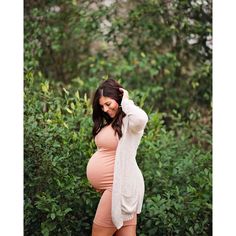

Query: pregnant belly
<box><xmin>86</xmin><ymin>150</ymin><xmax>115</xmax><ymax>190</ymax></box>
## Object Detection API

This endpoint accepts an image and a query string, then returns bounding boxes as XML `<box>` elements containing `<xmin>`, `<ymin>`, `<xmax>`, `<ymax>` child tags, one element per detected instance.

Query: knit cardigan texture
<box><xmin>111</xmin><ymin>97</ymin><xmax>148</xmax><ymax>229</ymax></box>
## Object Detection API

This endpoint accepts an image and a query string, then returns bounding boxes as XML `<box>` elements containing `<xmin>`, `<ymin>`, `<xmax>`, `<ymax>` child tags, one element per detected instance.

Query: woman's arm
<box><xmin>119</xmin><ymin>88</ymin><xmax>148</xmax><ymax>133</ymax></box>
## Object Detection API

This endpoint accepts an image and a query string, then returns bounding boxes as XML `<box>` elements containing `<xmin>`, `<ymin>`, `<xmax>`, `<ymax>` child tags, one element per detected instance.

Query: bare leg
<box><xmin>114</xmin><ymin>225</ymin><xmax>136</xmax><ymax>236</ymax></box>
<box><xmin>92</xmin><ymin>222</ymin><xmax>117</xmax><ymax>236</ymax></box>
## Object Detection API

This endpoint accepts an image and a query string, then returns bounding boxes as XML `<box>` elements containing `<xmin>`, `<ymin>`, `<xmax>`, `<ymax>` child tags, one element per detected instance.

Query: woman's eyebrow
<box><xmin>101</xmin><ymin>101</ymin><xmax>110</xmax><ymax>105</ymax></box>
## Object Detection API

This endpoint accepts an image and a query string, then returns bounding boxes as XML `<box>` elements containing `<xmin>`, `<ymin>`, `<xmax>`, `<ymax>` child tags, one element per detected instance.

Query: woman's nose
<box><xmin>103</xmin><ymin>106</ymin><xmax>109</xmax><ymax>112</ymax></box>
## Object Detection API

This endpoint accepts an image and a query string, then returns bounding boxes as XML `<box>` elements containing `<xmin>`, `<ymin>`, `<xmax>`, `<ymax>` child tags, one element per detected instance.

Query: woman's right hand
<box><xmin>119</xmin><ymin>88</ymin><xmax>129</xmax><ymax>100</ymax></box>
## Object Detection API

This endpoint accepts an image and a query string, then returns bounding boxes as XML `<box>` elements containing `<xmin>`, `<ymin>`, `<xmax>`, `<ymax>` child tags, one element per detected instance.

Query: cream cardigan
<box><xmin>111</xmin><ymin>97</ymin><xmax>148</xmax><ymax>229</ymax></box>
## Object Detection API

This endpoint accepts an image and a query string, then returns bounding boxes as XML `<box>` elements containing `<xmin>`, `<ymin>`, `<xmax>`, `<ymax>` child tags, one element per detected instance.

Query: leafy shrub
<box><xmin>24</xmin><ymin>71</ymin><xmax>98</xmax><ymax>235</ymax></box>
<box><xmin>24</xmin><ymin>0</ymin><xmax>212</xmax><ymax>116</ymax></box>
<box><xmin>137</xmin><ymin>112</ymin><xmax>212</xmax><ymax>235</ymax></box>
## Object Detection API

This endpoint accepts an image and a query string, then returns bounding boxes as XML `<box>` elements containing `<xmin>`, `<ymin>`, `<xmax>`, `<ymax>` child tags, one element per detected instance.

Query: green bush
<box><xmin>24</xmin><ymin>72</ymin><xmax>211</xmax><ymax>235</ymax></box>
<box><xmin>24</xmin><ymin>0</ymin><xmax>212</xmax><ymax>116</ymax></box>
<box><xmin>137</xmin><ymin>112</ymin><xmax>212</xmax><ymax>235</ymax></box>
<box><xmin>24</xmin><ymin>71</ymin><xmax>98</xmax><ymax>235</ymax></box>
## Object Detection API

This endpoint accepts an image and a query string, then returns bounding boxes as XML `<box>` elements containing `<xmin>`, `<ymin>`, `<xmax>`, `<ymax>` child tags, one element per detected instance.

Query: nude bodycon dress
<box><xmin>86</xmin><ymin>124</ymin><xmax>137</xmax><ymax>228</ymax></box>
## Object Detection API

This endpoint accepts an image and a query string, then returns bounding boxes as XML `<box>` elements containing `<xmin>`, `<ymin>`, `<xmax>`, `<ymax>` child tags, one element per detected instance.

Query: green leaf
<box><xmin>141</xmin><ymin>52</ymin><xmax>146</xmax><ymax>58</ymax></box>
<box><xmin>66</xmin><ymin>107</ymin><xmax>73</xmax><ymax>114</ymax></box>
<box><xmin>41</xmin><ymin>81</ymin><xmax>49</xmax><ymax>93</ymax></box>
<box><xmin>51</xmin><ymin>213</ymin><xmax>56</xmax><ymax>220</ymax></box>
<box><xmin>70</xmin><ymin>102</ymin><xmax>75</xmax><ymax>110</ymax></box>
<box><xmin>64</xmin><ymin>208</ymin><xmax>72</xmax><ymax>214</ymax></box>
<box><xmin>63</xmin><ymin>122</ymin><xmax>69</xmax><ymax>129</ymax></box>
<box><xmin>63</xmin><ymin>88</ymin><xmax>69</xmax><ymax>95</ymax></box>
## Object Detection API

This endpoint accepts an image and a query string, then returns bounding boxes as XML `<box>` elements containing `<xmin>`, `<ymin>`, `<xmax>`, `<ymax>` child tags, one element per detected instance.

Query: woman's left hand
<box><xmin>119</xmin><ymin>88</ymin><xmax>129</xmax><ymax>100</ymax></box>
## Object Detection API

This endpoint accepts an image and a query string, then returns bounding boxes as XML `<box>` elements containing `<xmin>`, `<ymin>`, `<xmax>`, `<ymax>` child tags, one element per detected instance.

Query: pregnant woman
<box><xmin>86</xmin><ymin>79</ymin><xmax>148</xmax><ymax>236</ymax></box>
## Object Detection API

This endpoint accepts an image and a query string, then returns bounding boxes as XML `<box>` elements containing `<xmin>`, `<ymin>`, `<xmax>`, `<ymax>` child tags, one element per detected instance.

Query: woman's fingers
<box><xmin>119</xmin><ymin>88</ymin><xmax>129</xmax><ymax>99</ymax></box>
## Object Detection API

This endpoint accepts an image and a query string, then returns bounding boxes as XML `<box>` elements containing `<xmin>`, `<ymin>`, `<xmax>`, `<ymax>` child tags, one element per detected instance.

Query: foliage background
<box><xmin>24</xmin><ymin>0</ymin><xmax>212</xmax><ymax>235</ymax></box>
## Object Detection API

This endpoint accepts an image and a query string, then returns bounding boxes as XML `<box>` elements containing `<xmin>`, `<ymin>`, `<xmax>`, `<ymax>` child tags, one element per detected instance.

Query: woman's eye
<box><xmin>100</xmin><ymin>103</ymin><xmax>110</xmax><ymax>109</ymax></box>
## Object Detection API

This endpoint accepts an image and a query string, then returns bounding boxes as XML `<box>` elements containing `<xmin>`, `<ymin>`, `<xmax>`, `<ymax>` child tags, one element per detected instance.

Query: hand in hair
<box><xmin>119</xmin><ymin>88</ymin><xmax>129</xmax><ymax>100</ymax></box>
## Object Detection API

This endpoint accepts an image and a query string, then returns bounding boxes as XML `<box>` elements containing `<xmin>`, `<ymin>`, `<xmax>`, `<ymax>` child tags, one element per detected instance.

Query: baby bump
<box><xmin>86</xmin><ymin>150</ymin><xmax>115</xmax><ymax>190</ymax></box>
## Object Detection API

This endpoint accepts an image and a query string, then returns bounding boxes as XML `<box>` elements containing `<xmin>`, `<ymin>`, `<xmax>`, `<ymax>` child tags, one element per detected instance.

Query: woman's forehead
<box><xmin>99</xmin><ymin>96</ymin><xmax>113</xmax><ymax>105</ymax></box>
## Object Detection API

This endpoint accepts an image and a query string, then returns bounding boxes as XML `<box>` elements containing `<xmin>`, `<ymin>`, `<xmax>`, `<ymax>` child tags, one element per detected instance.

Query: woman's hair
<box><xmin>92</xmin><ymin>79</ymin><xmax>126</xmax><ymax>139</ymax></box>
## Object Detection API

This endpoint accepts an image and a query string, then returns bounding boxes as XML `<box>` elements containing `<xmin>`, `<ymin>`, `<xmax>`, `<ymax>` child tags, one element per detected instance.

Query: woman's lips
<box><xmin>107</xmin><ymin>111</ymin><xmax>113</xmax><ymax>117</ymax></box>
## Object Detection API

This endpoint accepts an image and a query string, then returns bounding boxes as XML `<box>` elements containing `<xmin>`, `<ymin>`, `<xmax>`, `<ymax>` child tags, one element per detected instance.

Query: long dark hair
<box><xmin>92</xmin><ymin>79</ymin><xmax>126</xmax><ymax>139</ymax></box>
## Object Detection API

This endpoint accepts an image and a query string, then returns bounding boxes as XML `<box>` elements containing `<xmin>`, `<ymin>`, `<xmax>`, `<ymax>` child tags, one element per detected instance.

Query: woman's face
<box><xmin>99</xmin><ymin>96</ymin><xmax>119</xmax><ymax>118</ymax></box>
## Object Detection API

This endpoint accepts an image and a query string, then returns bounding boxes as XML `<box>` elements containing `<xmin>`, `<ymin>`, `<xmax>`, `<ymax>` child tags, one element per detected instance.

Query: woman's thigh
<box><xmin>114</xmin><ymin>225</ymin><xmax>136</xmax><ymax>236</ymax></box>
<box><xmin>94</xmin><ymin>189</ymin><xmax>115</xmax><ymax>227</ymax></box>
<box><xmin>92</xmin><ymin>189</ymin><xmax>137</xmax><ymax>235</ymax></box>
<box><xmin>92</xmin><ymin>222</ymin><xmax>117</xmax><ymax>236</ymax></box>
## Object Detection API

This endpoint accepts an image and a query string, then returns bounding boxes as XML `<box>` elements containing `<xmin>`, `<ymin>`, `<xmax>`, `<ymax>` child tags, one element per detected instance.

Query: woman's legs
<box><xmin>92</xmin><ymin>189</ymin><xmax>117</xmax><ymax>236</ymax></box>
<box><xmin>93</xmin><ymin>189</ymin><xmax>114</xmax><ymax>227</ymax></box>
<box><xmin>92</xmin><ymin>188</ymin><xmax>137</xmax><ymax>236</ymax></box>
<box><xmin>92</xmin><ymin>222</ymin><xmax>117</xmax><ymax>236</ymax></box>
<box><xmin>92</xmin><ymin>223</ymin><xmax>136</xmax><ymax>236</ymax></box>
<box><xmin>114</xmin><ymin>225</ymin><xmax>136</xmax><ymax>236</ymax></box>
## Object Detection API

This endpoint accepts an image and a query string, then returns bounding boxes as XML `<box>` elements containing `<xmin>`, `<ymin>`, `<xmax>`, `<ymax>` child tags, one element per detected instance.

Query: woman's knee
<box><xmin>92</xmin><ymin>222</ymin><xmax>117</xmax><ymax>236</ymax></box>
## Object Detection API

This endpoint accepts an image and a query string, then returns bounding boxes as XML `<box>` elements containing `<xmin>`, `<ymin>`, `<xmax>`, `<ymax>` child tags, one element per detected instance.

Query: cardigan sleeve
<box><xmin>121</xmin><ymin>98</ymin><xmax>148</xmax><ymax>133</ymax></box>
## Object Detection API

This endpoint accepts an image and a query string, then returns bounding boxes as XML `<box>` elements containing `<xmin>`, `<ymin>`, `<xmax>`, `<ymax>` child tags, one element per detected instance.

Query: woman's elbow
<box><xmin>130</xmin><ymin>112</ymin><xmax>148</xmax><ymax>132</ymax></box>
<box><xmin>143</xmin><ymin>112</ymin><xmax>149</xmax><ymax>124</ymax></box>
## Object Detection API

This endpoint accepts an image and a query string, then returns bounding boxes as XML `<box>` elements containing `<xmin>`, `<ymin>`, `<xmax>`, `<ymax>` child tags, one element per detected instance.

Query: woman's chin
<box><xmin>108</xmin><ymin>110</ymin><xmax>118</xmax><ymax>118</ymax></box>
